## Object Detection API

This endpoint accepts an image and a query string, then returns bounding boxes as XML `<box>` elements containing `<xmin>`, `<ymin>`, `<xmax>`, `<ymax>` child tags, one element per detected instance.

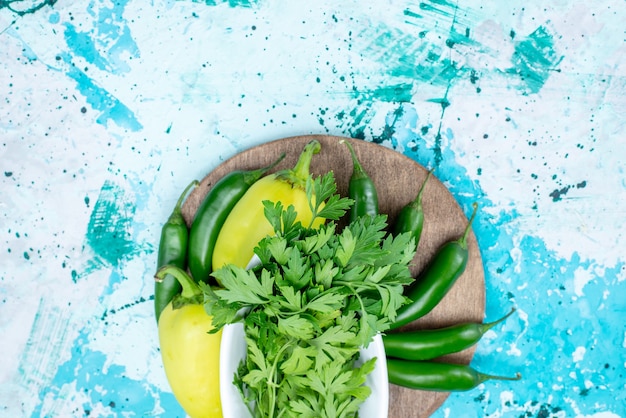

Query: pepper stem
<box><xmin>458</xmin><ymin>202</ymin><xmax>479</xmax><ymax>249</ymax></box>
<box><xmin>167</xmin><ymin>179</ymin><xmax>199</xmax><ymax>224</ymax></box>
<box><xmin>243</xmin><ymin>152</ymin><xmax>286</xmax><ymax>184</ymax></box>
<box><xmin>479</xmin><ymin>307</ymin><xmax>516</xmax><ymax>334</ymax></box>
<box><xmin>278</xmin><ymin>140</ymin><xmax>321</xmax><ymax>187</ymax></box>
<box><xmin>340</xmin><ymin>139</ymin><xmax>369</xmax><ymax>180</ymax></box>
<box><xmin>477</xmin><ymin>371</ymin><xmax>522</xmax><ymax>384</ymax></box>
<box><xmin>155</xmin><ymin>265</ymin><xmax>201</xmax><ymax>299</ymax></box>
<box><xmin>412</xmin><ymin>168</ymin><xmax>434</xmax><ymax>206</ymax></box>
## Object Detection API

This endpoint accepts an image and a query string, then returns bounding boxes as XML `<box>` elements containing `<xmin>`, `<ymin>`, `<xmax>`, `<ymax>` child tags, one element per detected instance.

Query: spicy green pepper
<box><xmin>341</xmin><ymin>139</ymin><xmax>379</xmax><ymax>222</ymax></box>
<box><xmin>154</xmin><ymin>180</ymin><xmax>198</xmax><ymax>323</ymax></box>
<box><xmin>390</xmin><ymin>202</ymin><xmax>479</xmax><ymax>330</ymax></box>
<box><xmin>387</xmin><ymin>358</ymin><xmax>521</xmax><ymax>391</ymax></box>
<box><xmin>393</xmin><ymin>168</ymin><xmax>433</xmax><ymax>249</ymax></box>
<box><xmin>383</xmin><ymin>308</ymin><xmax>516</xmax><ymax>361</ymax></box>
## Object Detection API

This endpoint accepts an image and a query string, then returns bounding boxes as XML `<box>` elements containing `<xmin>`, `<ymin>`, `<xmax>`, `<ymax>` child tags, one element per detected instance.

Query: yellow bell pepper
<box><xmin>212</xmin><ymin>140</ymin><xmax>325</xmax><ymax>270</ymax></box>
<box><xmin>155</xmin><ymin>265</ymin><xmax>222</xmax><ymax>418</ymax></box>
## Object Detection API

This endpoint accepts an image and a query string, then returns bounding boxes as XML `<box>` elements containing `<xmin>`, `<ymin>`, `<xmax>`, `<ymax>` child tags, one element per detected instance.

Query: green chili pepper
<box><xmin>389</xmin><ymin>202</ymin><xmax>479</xmax><ymax>330</ymax></box>
<box><xmin>383</xmin><ymin>308</ymin><xmax>515</xmax><ymax>361</ymax></box>
<box><xmin>154</xmin><ymin>179</ymin><xmax>199</xmax><ymax>323</ymax></box>
<box><xmin>341</xmin><ymin>139</ymin><xmax>378</xmax><ymax>222</ymax></box>
<box><xmin>187</xmin><ymin>153</ymin><xmax>285</xmax><ymax>285</ymax></box>
<box><xmin>387</xmin><ymin>358</ymin><xmax>521</xmax><ymax>391</ymax></box>
<box><xmin>393</xmin><ymin>168</ymin><xmax>434</xmax><ymax>248</ymax></box>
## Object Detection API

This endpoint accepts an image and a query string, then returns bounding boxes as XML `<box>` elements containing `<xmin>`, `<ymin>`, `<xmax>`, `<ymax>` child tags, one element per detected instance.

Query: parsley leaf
<box><xmin>306</xmin><ymin>172</ymin><xmax>354</xmax><ymax>224</ymax></box>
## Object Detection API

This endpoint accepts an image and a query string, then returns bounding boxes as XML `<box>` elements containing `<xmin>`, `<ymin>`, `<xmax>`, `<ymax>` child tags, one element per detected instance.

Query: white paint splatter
<box><xmin>498</xmin><ymin>390</ymin><xmax>515</xmax><ymax>408</ymax></box>
<box><xmin>573</xmin><ymin>266</ymin><xmax>595</xmax><ymax>297</ymax></box>
<box><xmin>506</xmin><ymin>342</ymin><xmax>522</xmax><ymax>357</ymax></box>
<box><xmin>572</xmin><ymin>346</ymin><xmax>586</xmax><ymax>362</ymax></box>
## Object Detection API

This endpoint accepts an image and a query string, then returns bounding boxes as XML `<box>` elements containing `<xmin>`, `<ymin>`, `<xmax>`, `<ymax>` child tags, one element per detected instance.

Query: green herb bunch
<box><xmin>203</xmin><ymin>172</ymin><xmax>416</xmax><ymax>418</ymax></box>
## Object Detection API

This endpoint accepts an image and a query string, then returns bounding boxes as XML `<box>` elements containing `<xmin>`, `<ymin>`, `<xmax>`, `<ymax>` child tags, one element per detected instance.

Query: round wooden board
<box><xmin>181</xmin><ymin>134</ymin><xmax>485</xmax><ymax>418</ymax></box>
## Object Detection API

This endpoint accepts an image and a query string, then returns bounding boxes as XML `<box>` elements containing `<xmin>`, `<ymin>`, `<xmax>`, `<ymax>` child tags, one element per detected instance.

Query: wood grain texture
<box><xmin>181</xmin><ymin>135</ymin><xmax>486</xmax><ymax>418</ymax></box>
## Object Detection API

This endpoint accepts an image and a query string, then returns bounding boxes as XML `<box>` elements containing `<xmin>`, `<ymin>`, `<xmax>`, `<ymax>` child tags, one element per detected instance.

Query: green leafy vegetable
<box><xmin>203</xmin><ymin>171</ymin><xmax>416</xmax><ymax>418</ymax></box>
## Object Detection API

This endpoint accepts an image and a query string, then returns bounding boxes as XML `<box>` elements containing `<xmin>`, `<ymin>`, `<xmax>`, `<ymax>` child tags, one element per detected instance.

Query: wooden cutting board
<box><xmin>181</xmin><ymin>134</ymin><xmax>486</xmax><ymax>418</ymax></box>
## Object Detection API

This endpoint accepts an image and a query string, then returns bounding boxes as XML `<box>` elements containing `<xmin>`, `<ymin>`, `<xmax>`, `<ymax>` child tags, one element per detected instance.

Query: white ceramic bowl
<box><xmin>219</xmin><ymin>322</ymin><xmax>389</xmax><ymax>418</ymax></box>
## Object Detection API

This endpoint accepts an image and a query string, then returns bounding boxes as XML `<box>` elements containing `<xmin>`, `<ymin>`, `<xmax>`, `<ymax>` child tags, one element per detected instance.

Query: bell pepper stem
<box><xmin>155</xmin><ymin>265</ymin><xmax>201</xmax><ymax>299</ymax></box>
<box><xmin>278</xmin><ymin>140</ymin><xmax>321</xmax><ymax>187</ymax></box>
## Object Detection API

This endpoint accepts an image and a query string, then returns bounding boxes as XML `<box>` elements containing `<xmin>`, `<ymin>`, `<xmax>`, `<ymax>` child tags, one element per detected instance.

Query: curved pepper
<box><xmin>154</xmin><ymin>180</ymin><xmax>198</xmax><ymax>322</ymax></box>
<box><xmin>212</xmin><ymin>140</ymin><xmax>325</xmax><ymax>270</ymax></box>
<box><xmin>341</xmin><ymin>139</ymin><xmax>379</xmax><ymax>222</ymax></box>
<box><xmin>383</xmin><ymin>308</ymin><xmax>515</xmax><ymax>361</ymax></box>
<box><xmin>392</xmin><ymin>168</ymin><xmax>433</xmax><ymax>249</ymax></box>
<box><xmin>387</xmin><ymin>358</ymin><xmax>521</xmax><ymax>391</ymax></box>
<box><xmin>155</xmin><ymin>265</ymin><xmax>222</xmax><ymax>418</ymax></box>
<box><xmin>389</xmin><ymin>202</ymin><xmax>479</xmax><ymax>330</ymax></box>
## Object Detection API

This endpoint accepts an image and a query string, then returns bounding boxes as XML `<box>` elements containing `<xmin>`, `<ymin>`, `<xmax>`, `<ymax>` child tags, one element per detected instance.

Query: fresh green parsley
<box><xmin>203</xmin><ymin>171</ymin><xmax>416</xmax><ymax>418</ymax></box>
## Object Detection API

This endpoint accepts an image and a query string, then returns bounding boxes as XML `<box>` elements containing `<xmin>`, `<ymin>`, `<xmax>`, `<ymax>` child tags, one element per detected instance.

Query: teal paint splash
<box><xmin>333</xmin><ymin>12</ymin><xmax>464</xmax><ymax>143</ymax></box>
<box><xmin>418</xmin><ymin>0</ymin><xmax>458</xmax><ymax>19</ymax></box>
<box><xmin>316</xmin><ymin>5</ymin><xmax>565</xmax><ymax>144</ymax></box>
<box><xmin>64</xmin><ymin>24</ymin><xmax>112</xmax><ymax>72</ymax></box>
<box><xmin>507</xmin><ymin>25</ymin><xmax>563</xmax><ymax>95</ymax></box>
<box><xmin>77</xmin><ymin>180</ymin><xmax>151</xmax><ymax>280</ymax></box>
<box><xmin>371</xmin><ymin>107</ymin><xmax>626</xmax><ymax>416</ymax></box>
<box><xmin>338</xmin><ymin>7</ymin><xmax>564</xmax><ymax>144</ymax></box>
<box><xmin>30</xmin><ymin>328</ymin><xmax>184</xmax><ymax>418</ymax></box>
<box><xmin>17</xmin><ymin>298</ymin><xmax>72</xmax><ymax>406</ymax></box>
<box><xmin>351</xmin><ymin>83</ymin><xmax>414</xmax><ymax>104</ymax></box>
<box><xmin>57</xmin><ymin>0</ymin><xmax>141</xmax><ymax>130</ymax></box>
<box><xmin>355</xmin><ymin>22</ymin><xmax>464</xmax><ymax>87</ymax></box>
<box><xmin>359</xmin><ymin>0</ymin><xmax>477</xmax><ymax>87</ymax></box>
<box><xmin>21</xmin><ymin>180</ymin><xmax>164</xmax><ymax>415</ymax></box>
<box><xmin>48</xmin><ymin>10</ymin><xmax>59</xmax><ymax>23</ymax></box>
<box><xmin>86</xmin><ymin>0</ymin><xmax>139</xmax><ymax>73</ymax></box>
<box><xmin>186</xmin><ymin>0</ymin><xmax>259</xmax><ymax>7</ymax></box>
<box><xmin>403</xmin><ymin>8</ymin><xmax>423</xmax><ymax>21</ymax></box>
<box><xmin>0</xmin><ymin>0</ymin><xmax>56</xmax><ymax>16</ymax></box>
<box><xmin>5</xmin><ymin>22</ymin><xmax>143</xmax><ymax>132</ymax></box>
<box><xmin>370</xmin><ymin>100</ymin><xmax>449</xmax><ymax>166</ymax></box>
<box><xmin>373</xmin><ymin>105</ymin><xmax>407</xmax><ymax>147</ymax></box>
<box><xmin>331</xmin><ymin>82</ymin><xmax>415</xmax><ymax>139</ymax></box>
<box><xmin>59</xmin><ymin>52</ymin><xmax>142</xmax><ymax>131</ymax></box>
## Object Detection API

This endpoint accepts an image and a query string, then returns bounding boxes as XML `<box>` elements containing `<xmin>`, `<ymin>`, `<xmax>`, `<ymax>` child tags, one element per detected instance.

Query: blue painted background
<box><xmin>1</xmin><ymin>1</ymin><xmax>625</xmax><ymax>417</ymax></box>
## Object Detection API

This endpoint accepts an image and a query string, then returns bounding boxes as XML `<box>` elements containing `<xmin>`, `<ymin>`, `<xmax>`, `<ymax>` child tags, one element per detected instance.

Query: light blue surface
<box><xmin>1</xmin><ymin>1</ymin><xmax>625</xmax><ymax>417</ymax></box>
